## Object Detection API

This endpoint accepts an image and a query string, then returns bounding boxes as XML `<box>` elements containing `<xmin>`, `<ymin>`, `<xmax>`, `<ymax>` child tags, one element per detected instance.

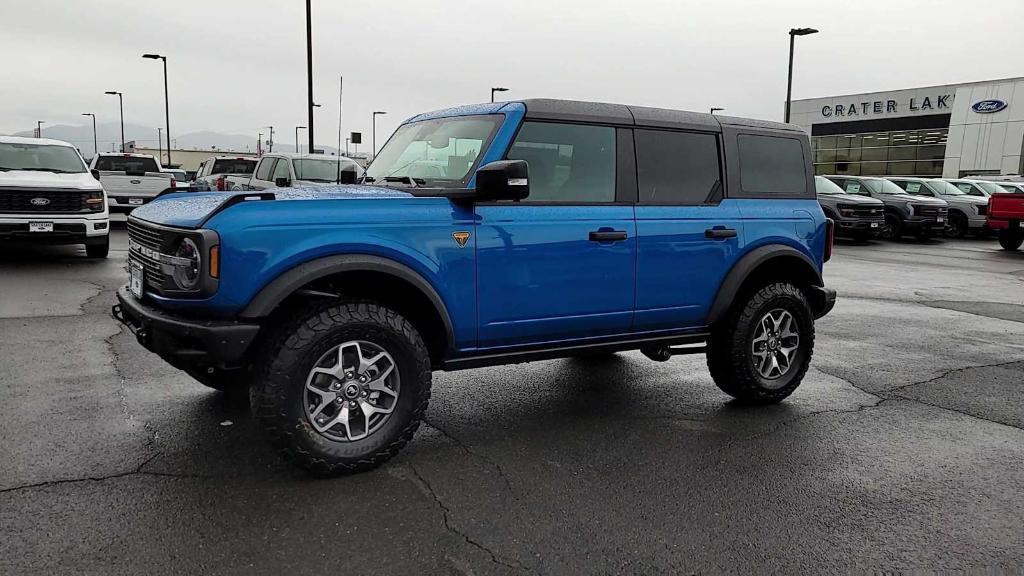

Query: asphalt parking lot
<box><xmin>2</xmin><ymin>228</ymin><xmax>1023</xmax><ymax>575</ymax></box>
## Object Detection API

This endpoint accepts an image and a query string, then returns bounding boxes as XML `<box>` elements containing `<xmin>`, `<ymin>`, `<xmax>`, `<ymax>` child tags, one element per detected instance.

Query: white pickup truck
<box><xmin>88</xmin><ymin>153</ymin><xmax>173</xmax><ymax>212</ymax></box>
<box><xmin>0</xmin><ymin>136</ymin><xmax>110</xmax><ymax>258</ymax></box>
<box><xmin>225</xmin><ymin>153</ymin><xmax>363</xmax><ymax>191</ymax></box>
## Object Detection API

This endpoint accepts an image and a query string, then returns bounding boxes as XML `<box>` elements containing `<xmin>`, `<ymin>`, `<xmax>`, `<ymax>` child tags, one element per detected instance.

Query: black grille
<box><xmin>0</xmin><ymin>188</ymin><xmax>96</xmax><ymax>213</ymax></box>
<box><xmin>839</xmin><ymin>204</ymin><xmax>885</xmax><ymax>221</ymax></box>
<box><xmin>915</xmin><ymin>206</ymin><xmax>948</xmax><ymax>218</ymax></box>
<box><xmin>127</xmin><ymin>219</ymin><xmax>167</xmax><ymax>290</ymax></box>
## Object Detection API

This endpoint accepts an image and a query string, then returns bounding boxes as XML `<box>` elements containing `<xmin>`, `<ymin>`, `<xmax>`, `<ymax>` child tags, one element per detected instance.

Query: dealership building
<box><xmin>789</xmin><ymin>77</ymin><xmax>1024</xmax><ymax>178</ymax></box>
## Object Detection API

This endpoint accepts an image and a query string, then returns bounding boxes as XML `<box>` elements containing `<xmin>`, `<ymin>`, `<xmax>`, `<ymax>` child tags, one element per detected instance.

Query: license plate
<box><xmin>936</xmin><ymin>217</ymin><xmax>944</xmax><ymax>223</ymax></box>
<box><xmin>128</xmin><ymin>198</ymin><xmax>144</xmax><ymax>205</ymax></box>
<box><xmin>129</xmin><ymin>260</ymin><xmax>144</xmax><ymax>298</ymax></box>
<box><xmin>870</xmin><ymin>222</ymin><xmax>879</xmax><ymax>228</ymax></box>
<box><xmin>28</xmin><ymin>222</ymin><xmax>53</xmax><ymax>233</ymax></box>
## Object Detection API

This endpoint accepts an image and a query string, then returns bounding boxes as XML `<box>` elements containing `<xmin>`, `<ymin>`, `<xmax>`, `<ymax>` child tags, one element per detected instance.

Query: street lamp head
<box><xmin>104</xmin><ymin>91</ymin><xmax>120</xmax><ymax>95</ymax></box>
<box><xmin>373</xmin><ymin>111</ymin><xmax>387</xmax><ymax>116</ymax></box>
<box><xmin>492</xmin><ymin>87</ymin><xmax>509</xmax><ymax>93</ymax></box>
<box><xmin>710</xmin><ymin>107</ymin><xmax>725</xmax><ymax>114</ymax></box>
<box><xmin>142</xmin><ymin>53</ymin><xmax>165</xmax><ymax>60</ymax></box>
<box><xmin>789</xmin><ymin>27</ymin><xmax>818</xmax><ymax>36</ymax></box>
<box><xmin>82</xmin><ymin>113</ymin><xmax>93</xmax><ymax>117</ymax></box>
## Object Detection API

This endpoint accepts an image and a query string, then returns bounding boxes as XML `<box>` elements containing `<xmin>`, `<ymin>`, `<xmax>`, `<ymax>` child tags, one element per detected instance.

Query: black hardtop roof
<box><xmin>519</xmin><ymin>98</ymin><xmax>802</xmax><ymax>134</ymax></box>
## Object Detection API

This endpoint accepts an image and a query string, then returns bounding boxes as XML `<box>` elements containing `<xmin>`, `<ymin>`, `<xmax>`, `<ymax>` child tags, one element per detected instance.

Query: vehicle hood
<box><xmin>877</xmin><ymin>193</ymin><xmax>946</xmax><ymax>206</ymax></box>
<box><xmin>819</xmin><ymin>193</ymin><xmax>883</xmax><ymax>205</ymax></box>
<box><xmin>129</xmin><ymin>185</ymin><xmax>417</xmax><ymax>229</ymax></box>
<box><xmin>0</xmin><ymin>171</ymin><xmax>102</xmax><ymax>191</ymax></box>
<box><xmin>950</xmin><ymin>195</ymin><xmax>989</xmax><ymax>206</ymax></box>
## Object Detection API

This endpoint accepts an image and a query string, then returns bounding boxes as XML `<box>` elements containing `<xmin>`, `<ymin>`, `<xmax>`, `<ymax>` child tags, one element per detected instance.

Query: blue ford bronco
<box><xmin>113</xmin><ymin>99</ymin><xmax>836</xmax><ymax>475</ymax></box>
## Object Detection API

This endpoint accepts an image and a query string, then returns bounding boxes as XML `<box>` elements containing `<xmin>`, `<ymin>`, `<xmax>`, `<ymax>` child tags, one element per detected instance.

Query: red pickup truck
<box><xmin>988</xmin><ymin>192</ymin><xmax>1024</xmax><ymax>251</ymax></box>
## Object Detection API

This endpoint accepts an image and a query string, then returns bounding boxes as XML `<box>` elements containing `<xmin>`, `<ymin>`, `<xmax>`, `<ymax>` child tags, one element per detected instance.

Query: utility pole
<box><xmin>143</xmin><ymin>54</ymin><xmax>172</xmax><ymax>166</ymax></box>
<box><xmin>258</xmin><ymin>132</ymin><xmax>263</xmax><ymax>156</ymax></box>
<box><xmin>336</xmin><ymin>75</ymin><xmax>343</xmax><ymax>177</ymax></box>
<box><xmin>785</xmin><ymin>28</ymin><xmax>818</xmax><ymax>123</ymax></box>
<box><xmin>158</xmin><ymin>127</ymin><xmax>163</xmax><ymax>164</ymax></box>
<box><xmin>36</xmin><ymin>120</ymin><xmax>44</xmax><ymax>138</ymax></box>
<box><xmin>264</xmin><ymin>126</ymin><xmax>274</xmax><ymax>152</ymax></box>
<box><xmin>295</xmin><ymin>126</ymin><xmax>306</xmax><ymax>154</ymax></box>
<box><xmin>305</xmin><ymin>0</ymin><xmax>315</xmax><ymax>154</ymax></box>
<box><xmin>372</xmin><ymin>111</ymin><xmax>387</xmax><ymax>157</ymax></box>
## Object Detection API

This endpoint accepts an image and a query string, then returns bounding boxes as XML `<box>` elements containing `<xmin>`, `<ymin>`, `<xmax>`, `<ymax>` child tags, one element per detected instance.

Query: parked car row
<box><xmin>817</xmin><ymin>174</ymin><xmax>1022</xmax><ymax>243</ymax></box>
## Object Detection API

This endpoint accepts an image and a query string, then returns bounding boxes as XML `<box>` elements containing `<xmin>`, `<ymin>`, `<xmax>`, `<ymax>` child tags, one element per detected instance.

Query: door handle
<box><xmin>704</xmin><ymin>227</ymin><xmax>737</xmax><ymax>239</ymax></box>
<box><xmin>589</xmin><ymin>229</ymin><xmax>628</xmax><ymax>242</ymax></box>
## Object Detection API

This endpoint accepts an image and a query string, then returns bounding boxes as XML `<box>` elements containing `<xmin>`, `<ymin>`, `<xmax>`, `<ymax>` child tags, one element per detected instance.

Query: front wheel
<box><xmin>251</xmin><ymin>301</ymin><xmax>432</xmax><ymax>476</ymax></box>
<box><xmin>999</xmin><ymin>228</ymin><xmax>1024</xmax><ymax>251</ymax></box>
<box><xmin>945</xmin><ymin>214</ymin><xmax>967</xmax><ymax>238</ymax></box>
<box><xmin>880</xmin><ymin>214</ymin><xmax>903</xmax><ymax>240</ymax></box>
<box><xmin>707</xmin><ymin>282</ymin><xmax>815</xmax><ymax>404</ymax></box>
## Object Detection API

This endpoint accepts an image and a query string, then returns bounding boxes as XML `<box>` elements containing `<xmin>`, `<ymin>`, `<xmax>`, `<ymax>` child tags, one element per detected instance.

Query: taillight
<box><xmin>216</xmin><ymin>177</ymin><xmax>226</xmax><ymax>191</ymax></box>
<box><xmin>824</xmin><ymin>218</ymin><xmax>834</xmax><ymax>263</ymax></box>
<box><xmin>170</xmin><ymin>177</ymin><xmax>177</xmax><ymax>189</ymax></box>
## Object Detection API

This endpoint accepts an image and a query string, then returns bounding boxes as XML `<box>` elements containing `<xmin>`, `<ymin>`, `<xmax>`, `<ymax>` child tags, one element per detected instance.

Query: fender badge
<box><xmin>452</xmin><ymin>231</ymin><xmax>470</xmax><ymax>248</ymax></box>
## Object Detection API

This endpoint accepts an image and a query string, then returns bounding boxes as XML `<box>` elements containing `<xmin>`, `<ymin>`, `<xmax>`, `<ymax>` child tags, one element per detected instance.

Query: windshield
<box><xmin>365</xmin><ymin>115</ymin><xmax>501</xmax><ymax>186</ymax></box>
<box><xmin>970</xmin><ymin>180</ymin><xmax>1004</xmax><ymax>194</ymax></box>
<box><xmin>95</xmin><ymin>155</ymin><xmax>159</xmax><ymax>173</ymax></box>
<box><xmin>926</xmin><ymin>180</ymin><xmax>964</xmax><ymax>195</ymax></box>
<box><xmin>863</xmin><ymin>178</ymin><xmax>907</xmax><ymax>195</ymax></box>
<box><xmin>999</xmin><ymin>183</ymin><xmax>1024</xmax><ymax>193</ymax></box>
<box><xmin>814</xmin><ymin>176</ymin><xmax>845</xmax><ymax>195</ymax></box>
<box><xmin>211</xmin><ymin>159</ymin><xmax>256</xmax><ymax>175</ymax></box>
<box><xmin>293</xmin><ymin>158</ymin><xmax>363</xmax><ymax>182</ymax></box>
<box><xmin>0</xmin><ymin>142</ymin><xmax>87</xmax><ymax>173</ymax></box>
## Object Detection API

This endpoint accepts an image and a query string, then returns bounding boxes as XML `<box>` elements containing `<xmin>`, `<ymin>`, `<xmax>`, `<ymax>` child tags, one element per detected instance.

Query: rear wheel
<box><xmin>251</xmin><ymin>301</ymin><xmax>431</xmax><ymax>476</ymax></box>
<box><xmin>998</xmin><ymin>228</ymin><xmax>1024</xmax><ymax>251</ymax></box>
<box><xmin>85</xmin><ymin>235</ymin><xmax>109</xmax><ymax>258</ymax></box>
<box><xmin>707</xmin><ymin>282</ymin><xmax>814</xmax><ymax>404</ymax></box>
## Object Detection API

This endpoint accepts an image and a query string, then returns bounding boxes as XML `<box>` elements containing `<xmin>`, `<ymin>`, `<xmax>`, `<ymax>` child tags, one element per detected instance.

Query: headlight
<box><xmin>905</xmin><ymin>202</ymin><xmax>917</xmax><ymax>215</ymax></box>
<box><xmin>171</xmin><ymin>237</ymin><xmax>201</xmax><ymax>290</ymax></box>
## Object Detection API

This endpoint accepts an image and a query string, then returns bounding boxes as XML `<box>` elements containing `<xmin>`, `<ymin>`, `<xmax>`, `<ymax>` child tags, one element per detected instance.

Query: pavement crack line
<box><xmin>105</xmin><ymin>321</ymin><xmax>161</xmax><ymax>448</ymax></box>
<box><xmin>423</xmin><ymin>419</ymin><xmax>516</xmax><ymax>497</ymax></box>
<box><xmin>888</xmin><ymin>393</ymin><xmax>1024</xmax><ymax>433</ymax></box>
<box><xmin>0</xmin><ymin>454</ymin><xmax>209</xmax><ymax>495</ymax></box>
<box><xmin>886</xmin><ymin>359</ymin><xmax>1024</xmax><ymax>394</ymax></box>
<box><xmin>406</xmin><ymin>462</ymin><xmax>528</xmax><ymax>574</ymax></box>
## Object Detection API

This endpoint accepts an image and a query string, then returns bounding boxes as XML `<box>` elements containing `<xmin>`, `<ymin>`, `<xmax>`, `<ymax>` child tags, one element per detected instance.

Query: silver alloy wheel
<box><xmin>751</xmin><ymin>308</ymin><xmax>800</xmax><ymax>385</ymax></box>
<box><xmin>304</xmin><ymin>340</ymin><xmax>400</xmax><ymax>442</ymax></box>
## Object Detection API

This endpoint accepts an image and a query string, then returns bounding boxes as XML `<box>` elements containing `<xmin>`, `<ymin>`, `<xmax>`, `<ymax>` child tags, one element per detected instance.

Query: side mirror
<box><xmin>474</xmin><ymin>160</ymin><xmax>529</xmax><ymax>202</ymax></box>
<box><xmin>274</xmin><ymin>177</ymin><xmax>290</xmax><ymax>188</ymax></box>
<box><xmin>91</xmin><ymin>169</ymin><xmax>101</xmax><ymax>181</ymax></box>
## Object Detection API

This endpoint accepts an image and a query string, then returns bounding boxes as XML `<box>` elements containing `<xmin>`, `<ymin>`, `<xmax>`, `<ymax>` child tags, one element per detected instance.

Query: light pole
<box><xmin>372</xmin><ymin>111</ymin><xmax>386</xmax><ymax>157</ymax></box>
<box><xmin>157</xmin><ymin>127</ymin><xmax>163</xmax><ymax>163</ymax></box>
<box><xmin>142</xmin><ymin>53</ymin><xmax>171</xmax><ymax>166</ymax></box>
<box><xmin>336</xmin><ymin>75</ymin><xmax>343</xmax><ymax>163</ymax></box>
<box><xmin>295</xmin><ymin>126</ymin><xmax>306</xmax><ymax>154</ymax></box>
<box><xmin>305</xmin><ymin>0</ymin><xmax>315</xmax><ymax>155</ymax></box>
<box><xmin>785</xmin><ymin>27</ymin><xmax>818</xmax><ymax>123</ymax></box>
<box><xmin>345</xmin><ymin>137</ymin><xmax>350</xmax><ymax>156</ymax></box>
<box><xmin>710</xmin><ymin>107</ymin><xmax>724</xmax><ymax>115</ymax></box>
<box><xmin>104</xmin><ymin>91</ymin><xmax>124</xmax><ymax>152</ymax></box>
<box><xmin>257</xmin><ymin>132</ymin><xmax>263</xmax><ymax>155</ymax></box>
<box><xmin>491</xmin><ymin>87</ymin><xmax>509</xmax><ymax>103</ymax></box>
<box><xmin>81</xmin><ymin>113</ymin><xmax>97</xmax><ymax>158</ymax></box>
<box><xmin>36</xmin><ymin>121</ymin><xmax>44</xmax><ymax>138</ymax></box>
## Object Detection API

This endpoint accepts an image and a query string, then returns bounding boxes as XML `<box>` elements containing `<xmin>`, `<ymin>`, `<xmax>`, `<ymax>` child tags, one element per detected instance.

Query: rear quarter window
<box><xmin>211</xmin><ymin>159</ymin><xmax>257</xmax><ymax>175</ymax></box>
<box><xmin>737</xmin><ymin>135</ymin><xmax>807</xmax><ymax>197</ymax></box>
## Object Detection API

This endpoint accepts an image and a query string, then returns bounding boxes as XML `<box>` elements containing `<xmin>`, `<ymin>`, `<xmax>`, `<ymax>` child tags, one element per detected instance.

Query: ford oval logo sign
<box><xmin>971</xmin><ymin>99</ymin><xmax>1007</xmax><ymax>114</ymax></box>
<box><xmin>30</xmin><ymin>197</ymin><xmax>50</xmax><ymax>206</ymax></box>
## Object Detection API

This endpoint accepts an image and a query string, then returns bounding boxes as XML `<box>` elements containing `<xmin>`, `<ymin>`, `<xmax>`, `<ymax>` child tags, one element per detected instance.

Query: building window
<box><xmin>812</xmin><ymin>129</ymin><xmax>947</xmax><ymax>177</ymax></box>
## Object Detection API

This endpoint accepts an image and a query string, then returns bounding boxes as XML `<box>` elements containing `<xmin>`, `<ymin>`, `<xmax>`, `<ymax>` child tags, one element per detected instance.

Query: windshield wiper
<box><xmin>383</xmin><ymin>176</ymin><xmax>426</xmax><ymax>187</ymax></box>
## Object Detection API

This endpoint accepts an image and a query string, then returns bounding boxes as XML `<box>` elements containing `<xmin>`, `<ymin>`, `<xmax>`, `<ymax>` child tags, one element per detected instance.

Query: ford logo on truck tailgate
<box><xmin>971</xmin><ymin>99</ymin><xmax>1007</xmax><ymax>114</ymax></box>
<box><xmin>30</xmin><ymin>197</ymin><xmax>50</xmax><ymax>206</ymax></box>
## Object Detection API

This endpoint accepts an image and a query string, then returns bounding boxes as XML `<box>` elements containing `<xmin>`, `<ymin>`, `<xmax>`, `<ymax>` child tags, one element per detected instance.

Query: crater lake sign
<box><xmin>821</xmin><ymin>94</ymin><xmax>952</xmax><ymax>119</ymax></box>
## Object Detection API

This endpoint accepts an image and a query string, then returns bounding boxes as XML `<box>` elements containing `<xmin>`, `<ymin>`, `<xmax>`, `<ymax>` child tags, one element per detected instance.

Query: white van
<box><xmin>0</xmin><ymin>136</ymin><xmax>110</xmax><ymax>257</ymax></box>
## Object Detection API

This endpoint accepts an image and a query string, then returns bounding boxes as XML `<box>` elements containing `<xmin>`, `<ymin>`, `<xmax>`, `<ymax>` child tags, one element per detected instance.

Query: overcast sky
<box><xmin>3</xmin><ymin>0</ymin><xmax>1023</xmax><ymax>149</ymax></box>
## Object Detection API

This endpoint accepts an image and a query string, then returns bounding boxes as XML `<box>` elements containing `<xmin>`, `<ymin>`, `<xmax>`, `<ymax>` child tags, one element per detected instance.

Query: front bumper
<box><xmin>834</xmin><ymin>217</ymin><xmax>883</xmax><ymax>233</ymax></box>
<box><xmin>0</xmin><ymin>213</ymin><xmax>109</xmax><ymax>243</ymax></box>
<box><xmin>902</xmin><ymin>217</ymin><xmax>946</xmax><ymax>231</ymax></box>
<box><xmin>112</xmin><ymin>286</ymin><xmax>260</xmax><ymax>370</ymax></box>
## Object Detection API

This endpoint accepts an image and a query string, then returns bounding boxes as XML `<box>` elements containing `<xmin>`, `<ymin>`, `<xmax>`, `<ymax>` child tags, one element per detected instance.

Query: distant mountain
<box><xmin>7</xmin><ymin>122</ymin><xmax>338</xmax><ymax>157</ymax></box>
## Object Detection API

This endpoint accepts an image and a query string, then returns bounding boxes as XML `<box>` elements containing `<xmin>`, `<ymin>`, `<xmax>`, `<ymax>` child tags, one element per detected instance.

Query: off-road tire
<box><xmin>706</xmin><ymin>282</ymin><xmax>814</xmax><ymax>404</ymax></box>
<box><xmin>85</xmin><ymin>236</ymin><xmax>109</xmax><ymax>258</ymax></box>
<box><xmin>998</xmin><ymin>228</ymin><xmax>1023</xmax><ymax>251</ymax></box>
<box><xmin>251</xmin><ymin>301</ymin><xmax>431</xmax><ymax>476</ymax></box>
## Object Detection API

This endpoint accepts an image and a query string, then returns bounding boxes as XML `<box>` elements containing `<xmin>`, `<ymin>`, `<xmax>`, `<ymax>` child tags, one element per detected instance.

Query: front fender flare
<box><xmin>239</xmin><ymin>253</ymin><xmax>454</xmax><ymax>348</ymax></box>
<box><xmin>706</xmin><ymin>245</ymin><xmax>826</xmax><ymax>326</ymax></box>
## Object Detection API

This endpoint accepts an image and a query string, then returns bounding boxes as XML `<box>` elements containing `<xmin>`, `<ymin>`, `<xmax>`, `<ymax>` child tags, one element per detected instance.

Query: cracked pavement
<box><xmin>2</xmin><ymin>231</ymin><xmax>1024</xmax><ymax>574</ymax></box>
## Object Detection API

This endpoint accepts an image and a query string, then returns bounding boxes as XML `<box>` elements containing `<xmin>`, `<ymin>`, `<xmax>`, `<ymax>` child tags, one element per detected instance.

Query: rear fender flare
<box><xmin>706</xmin><ymin>245</ymin><xmax>823</xmax><ymax>326</ymax></box>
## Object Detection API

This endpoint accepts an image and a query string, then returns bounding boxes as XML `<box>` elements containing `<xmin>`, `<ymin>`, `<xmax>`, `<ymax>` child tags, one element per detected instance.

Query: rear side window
<box><xmin>211</xmin><ymin>159</ymin><xmax>257</xmax><ymax>175</ymax></box>
<box><xmin>737</xmin><ymin>135</ymin><xmax>806</xmax><ymax>196</ymax></box>
<box><xmin>254</xmin><ymin>158</ymin><xmax>276</xmax><ymax>181</ymax></box>
<box><xmin>94</xmin><ymin>155</ymin><xmax>159</xmax><ymax>173</ymax></box>
<box><xmin>507</xmin><ymin>122</ymin><xmax>615</xmax><ymax>203</ymax></box>
<box><xmin>635</xmin><ymin>129</ymin><xmax>721</xmax><ymax>204</ymax></box>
